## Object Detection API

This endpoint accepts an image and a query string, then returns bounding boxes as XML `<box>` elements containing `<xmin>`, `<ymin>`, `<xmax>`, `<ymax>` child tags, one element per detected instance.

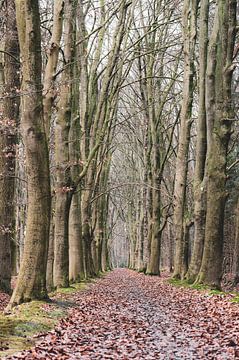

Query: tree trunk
<box><xmin>197</xmin><ymin>0</ymin><xmax>237</xmax><ymax>288</ymax></box>
<box><xmin>46</xmin><ymin>212</ymin><xmax>55</xmax><ymax>291</ymax></box>
<box><xmin>146</xmin><ymin>143</ymin><xmax>161</xmax><ymax>275</ymax></box>
<box><xmin>233</xmin><ymin>197</ymin><xmax>239</xmax><ymax>284</ymax></box>
<box><xmin>81</xmin><ymin>187</ymin><xmax>95</xmax><ymax>277</ymax></box>
<box><xmin>53</xmin><ymin>0</ymin><xmax>75</xmax><ymax>288</ymax></box>
<box><xmin>69</xmin><ymin>192</ymin><xmax>84</xmax><ymax>282</ymax></box>
<box><xmin>0</xmin><ymin>0</ymin><xmax>20</xmax><ymax>293</ymax></box>
<box><xmin>43</xmin><ymin>0</ymin><xmax>64</xmax><ymax>139</ymax></box>
<box><xmin>54</xmin><ymin>191</ymin><xmax>73</xmax><ymax>287</ymax></box>
<box><xmin>173</xmin><ymin>0</ymin><xmax>198</xmax><ymax>279</ymax></box>
<box><xmin>186</xmin><ymin>0</ymin><xmax>209</xmax><ymax>283</ymax></box>
<box><xmin>8</xmin><ymin>0</ymin><xmax>51</xmax><ymax>307</ymax></box>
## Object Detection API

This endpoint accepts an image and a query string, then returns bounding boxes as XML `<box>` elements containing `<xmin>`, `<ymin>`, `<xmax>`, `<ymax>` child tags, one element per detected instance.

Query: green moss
<box><xmin>169</xmin><ymin>278</ymin><xmax>230</xmax><ymax>299</ymax></box>
<box><xmin>0</xmin><ymin>281</ymin><xmax>90</xmax><ymax>357</ymax></box>
<box><xmin>191</xmin><ymin>283</ymin><xmax>209</xmax><ymax>291</ymax></box>
<box><xmin>0</xmin><ymin>302</ymin><xmax>57</xmax><ymax>357</ymax></box>
<box><xmin>168</xmin><ymin>278</ymin><xmax>190</xmax><ymax>288</ymax></box>
<box><xmin>230</xmin><ymin>294</ymin><xmax>239</xmax><ymax>303</ymax></box>
<box><xmin>169</xmin><ymin>278</ymin><xmax>209</xmax><ymax>291</ymax></box>
<box><xmin>54</xmin><ymin>281</ymin><xmax>88</xmax><ymax>295</ymax></box>
<box><xmin>208</xmin><ymin>289</ymin><xmax>225</xmax><ymax>296</ymax></box>
<box><xmin>0</xmin><ymin>336</ymin><xmax>34</xmax><ymax>357</ymax></box>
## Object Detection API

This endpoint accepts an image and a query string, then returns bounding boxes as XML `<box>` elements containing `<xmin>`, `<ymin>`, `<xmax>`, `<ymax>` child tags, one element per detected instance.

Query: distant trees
<box><xmin>109</xmin><ymin>0</ymin><xmax>182</xmax><ymax>275</ymax></box>
<box><xmin>110</xmin><ymin>0</ymin><xmax>238</xmax><ymax>290</ymax></box>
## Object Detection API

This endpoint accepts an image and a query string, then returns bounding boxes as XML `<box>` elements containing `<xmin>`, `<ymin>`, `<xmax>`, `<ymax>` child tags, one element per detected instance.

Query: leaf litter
<box><xmin>4</xmin><ymin>269</ymin><xmax>239</xmax><ymax>359</ymax></box>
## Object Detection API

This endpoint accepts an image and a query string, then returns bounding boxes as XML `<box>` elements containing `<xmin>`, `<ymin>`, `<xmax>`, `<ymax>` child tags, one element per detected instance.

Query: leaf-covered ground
<box><xmin>0</xmin><ymin>293</ymin><xmax>10</xmax><ymax>312</ymax></box>
<box><xmin>4</xmin><ymin>269</ymin><xmax>239</xmax><ymax>359</ymax></box>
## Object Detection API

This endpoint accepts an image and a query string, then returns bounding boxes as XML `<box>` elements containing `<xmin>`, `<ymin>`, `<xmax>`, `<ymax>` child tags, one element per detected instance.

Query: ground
<box><xmin>1</xmin><ymin>269</ymin><xmax>239</xmax><ymax>359</ymax></box>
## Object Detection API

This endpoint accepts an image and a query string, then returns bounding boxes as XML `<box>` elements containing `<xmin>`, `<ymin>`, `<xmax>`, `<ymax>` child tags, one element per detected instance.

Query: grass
<box><xmin>0</xmin><ymin>280</ymin><xmax>90</xmax><ymax>358</ymax></box>
<box><xmin>227</xmin><ymin>291</ymin><xmax>239</xmax><ymax>304</ymax></box>
<box><xmin>168</xmin><ymin>278</ymin><xmax>226</xmax><ymax>294</ymax></box>
<box><xmin>168</xmin><ymin>277</ymin><xmax>208</xmax><ymax>290</ymax></box>
<box><xmin>169</xmin><ymin>278</ymin><xmax>239</xmax><ymax>304</ymax></box>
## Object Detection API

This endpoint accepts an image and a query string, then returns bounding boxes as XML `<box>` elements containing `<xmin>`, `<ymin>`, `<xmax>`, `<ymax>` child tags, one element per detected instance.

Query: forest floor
<box><xmin>1</xmin><ymin>269</ymin><xmax>239</xmax><ymax>359</ymax></box>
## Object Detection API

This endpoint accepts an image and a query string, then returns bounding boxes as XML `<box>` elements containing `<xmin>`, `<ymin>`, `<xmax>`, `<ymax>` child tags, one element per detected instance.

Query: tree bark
<box><xmin>69</xmin><ymin>192</ymin><xmax>84</xmax><ymax>282</ymax></box>
<box><xmin>53</xmin><ymin>0</ymin><xmax>75</xmax><ymax>288</ymax></box>
<box><xmin>0</xmin><ymin>0</ymin><xmax>20</xmax><ymax>292</ymax></box>
<box><xmin>173</xmin><ymin>0</ymin><xmax>198</xmax><ymax>279</ymax></box>
<box><xmin>43</xmin><ymin>0</ymin><xmax>64</xmax><ymax>139</ymax></box>
<box><xmin>46</xmin><ymin>211</ymin><xmax>55</xmax><ymax>291</ymax></box>
<box><xmin>186</xmin><ymin>0</ymin><xmax>209</xmax><ymax>283</ymax></box>
<box><xmin>197</xmin><ymin>0</ymin><xmax>237</xmax><ymax>288</ymax></box>
<box><xmin>8</xmin><ymin>0</ymin><xmax>51</xmax><ymax>307</ymax></box>
<box><xmin>233</xmin><ymin>197</ymin><xmax>239</xmax><ymax>284</ymax></box>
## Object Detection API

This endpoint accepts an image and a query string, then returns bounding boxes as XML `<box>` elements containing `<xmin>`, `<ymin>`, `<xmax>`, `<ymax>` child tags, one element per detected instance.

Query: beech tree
<box><xmin>8</xmin><ymin>0</ymin><xmax>51</xmax><ymax>307</ymax></box>
<box><xmin>197</xmin><ymin>0</ymin><xmax>237</xmax><ymax>288</ymax></box>
<box><xmin>0</xmin><ymin>0</ymin><xmax>20</xmax><ymax>292</ymax></box>
<box><xmin>172</xmin><ymin>0</ymin><xmax>199</xmax><ymax>279</ymax></box>
<box><xmin>186</xmin><ymin>0</ymin><xmax>209</xmax><ymax>283</ymax></box>
<box><xmin>53</xmin><ymin>0</ymin><xmax>76</xmax><ymax>288</ymax></box>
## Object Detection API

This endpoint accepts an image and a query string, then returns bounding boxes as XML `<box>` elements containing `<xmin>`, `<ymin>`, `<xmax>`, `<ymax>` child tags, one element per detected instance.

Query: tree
<box><xmin>53</xmin><ymin>0</ymin><xmax>76</xmax><ymax>288</ymax></box>
<box><xmin>186</xmin><ymin>0</ymin><xmax>209</xmax><ymax>283</ymax></box>
<box><xmin>8</xmin><ymin>0</ymin><xmax>51</xmax><ymax>307</ymax></box>
<box><xmin>0</xmin><ymin>0</ymin><xmax>20</xmax><ymax>292</ymax></box>
<box><xmin>173</xmin><ymin>0</ymin><xmax>199</xmax><ymax>279</ymax></box>
<box><xmin>197</xmin><ymin>0</ymin><xmax>237</xmax><ymax>288</ymax></box>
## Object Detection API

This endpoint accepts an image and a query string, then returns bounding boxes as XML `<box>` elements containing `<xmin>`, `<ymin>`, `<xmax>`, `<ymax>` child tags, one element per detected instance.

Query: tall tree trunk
<box><xmin>53</xmin><ymin>0</ymin><xmax>75</xmax><ymax>288</ymax></box>
<box><xmin>81</xmin><ymin>184</ymin><xmax>96</xmax><ymax>277</ymax></box>
<box><xmin>173</xmin><ymin>0</ymin><xmax>198</xmax><ymax>279</ymax></box>
<box><xmin>186</xmin><ymin>0</ymin><xmax>209</xmax><ymax>282</ymax></box>
<box><xmin>46</xmin><ymin>211</ymin><xmax>55</xmax><ymax>291</ymax></box>
<box><xmin>69</xmin><ymin>192</ymin><xmax>84</xmax><ymax>282</ymax></box>
<box><xmin>68</xmin><ymin>35</ymin><xmax>84</xmax><ymax>282</ymax></box>
<box><xmin>43</xmin><ymin>0</ymin><xmax>64</xmax><ymax>139</ymax></box>
<box><xmin>197</xmin><ymin>0</ymin><xmax>237</xmax><ymax>288</ymax></box>
<box><xmin>146</xmin><ymin>140</ymin><xmax>161</xmax><ymax>275</ymax></box>
<box><xmin>0</xmin><ymin>0</ymin><xmax>20</xmax><ymax>292</ymax></box>
<box><xmin>8</xmin><ymin>0</ymin><xmax>51</xmax><ymax>307</ymax></box>
<box><xmin>233</xmin><ymin>197</ymin><xmax>239</xmax><ymax>284</ymax></box>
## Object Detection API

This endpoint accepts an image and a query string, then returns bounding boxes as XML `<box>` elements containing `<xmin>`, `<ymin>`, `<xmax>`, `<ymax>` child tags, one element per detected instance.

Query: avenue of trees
<box><xmin>0</xmin><ymin>0</ymin><xmax>238</xmax><ymax>308</ymax></box>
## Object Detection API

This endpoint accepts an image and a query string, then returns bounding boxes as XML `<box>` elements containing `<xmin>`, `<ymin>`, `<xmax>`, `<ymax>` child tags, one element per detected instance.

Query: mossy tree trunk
<box><xmin>46</xmin><ymin>209</ymin><xmax>55</xmax><ymax>291</ymax></box>
<box><xmin>197</xmin><ymin>0</ymin><xmax>237</xmax><ymax>288</ymax></box>
<box><xmin>42</xmin><ymin>0</ymin><xmax>64</xmax><ymax>140</ymax></box>
<box><xmin>233</xmin><ymin>197</ymin><xmax>239</xmax><ymax>284</ymax></box>
<box><xmin>0</xmin><ymin>0</ymin><xmax>20</xmax><ymax>293</ymax></box>
<box><xmin>186</xmin><ymin>0</ymin><xmax>209</xmax><ymax>283</ymax></box>
<box><xmin>173</xmin><ymin>0</ymin><xmax>199</xmax><ymax>279</ymax></box>
<box><xmin>8</xmin><ymin>0</ymin><xmax>51</xmax><ymax>307</ymax></box>
<box><xmin>53</xmin><ymin>0</ymin><xmax>76</xmax><ymax>288</ymax></box>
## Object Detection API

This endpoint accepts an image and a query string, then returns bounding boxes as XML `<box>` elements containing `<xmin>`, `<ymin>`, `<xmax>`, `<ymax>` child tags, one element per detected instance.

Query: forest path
<box><xmin>6</xmin><ymin>269</ymin><xmax>239</xmax><ymax>359</ymax></box>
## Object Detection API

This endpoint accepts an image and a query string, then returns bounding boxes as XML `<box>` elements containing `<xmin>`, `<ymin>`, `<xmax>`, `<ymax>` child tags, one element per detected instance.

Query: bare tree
<box><xmin>7</xmin><ymin>0</ymin><xmax>51</xmax><ymax>307</ymax></box>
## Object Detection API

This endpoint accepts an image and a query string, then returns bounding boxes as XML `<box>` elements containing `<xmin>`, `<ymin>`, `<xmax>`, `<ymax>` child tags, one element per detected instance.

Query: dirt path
<box><xmin>5</xmin><ymin>269</ymin><xmax>239</xmax><ymax>359</ymax></box>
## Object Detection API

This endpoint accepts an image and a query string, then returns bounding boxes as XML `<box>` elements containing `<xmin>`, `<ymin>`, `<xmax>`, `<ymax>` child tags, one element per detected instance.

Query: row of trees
<box><xmin>110</xmin><ymin>0</ymin><xmax>238</xmax><ymax>289</ymax></box>
<box><xmin>0</xmin><ymin>0</ymin><xmax>237</xmax><ymax>309</ymax></box>
<box><xmin>0</xmin><ymin>0</ymin><xmax>137</xmax><ymax>307</ymax></box>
